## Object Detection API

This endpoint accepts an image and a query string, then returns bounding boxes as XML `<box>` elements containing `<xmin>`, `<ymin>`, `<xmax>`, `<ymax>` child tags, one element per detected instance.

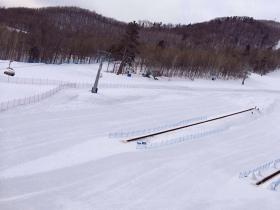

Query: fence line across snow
<box><xmin>0</xmin><ymin>76</ymin><xmax>192</xmax><ymax>91</ymax></box>
<box><xmin>109</xmin><ymin>116</ymin><xmax>207</xmax><ymax>139</ymax></box>
<box><xmin>270</xmin><ymin>179</ymin><xmax>280</xmax><ymax>191</ymax></box>
<box><xmin>123</xmin><ymin>107</ymin><xmax>256</xmax><ymax>143</ymax></box>
<box><xmin>239</xmin><ymin>158</ymin><xmax>280</xmax><ymax>179</ymax></box>
<box><xmin>137</xmin><ymin>127</ymin><xmax>227</xmax><ymax>150</ymax></box>
<box><xmin>0</xmin><ymin>83</ymin><xmax>75</xmax><ymax>112</ymax></box>
<box><xmin>0</xmin><ymin>76</ymin><xmax>92</xmax><ymax>88</ymax></box>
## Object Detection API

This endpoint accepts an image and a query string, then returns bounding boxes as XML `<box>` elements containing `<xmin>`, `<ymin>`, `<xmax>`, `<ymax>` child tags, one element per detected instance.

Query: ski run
<box><xmin>0</xmin><ymin>60</ymin><xmax>280</xmax><ymax>210</ymax></box>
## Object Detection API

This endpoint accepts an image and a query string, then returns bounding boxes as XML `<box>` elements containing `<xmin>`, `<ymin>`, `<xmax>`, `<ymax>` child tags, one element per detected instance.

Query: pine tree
<box><xmin>116</xmin><ymin>21</ymin><xmax>139</xmax><ymax>75</ymax></box>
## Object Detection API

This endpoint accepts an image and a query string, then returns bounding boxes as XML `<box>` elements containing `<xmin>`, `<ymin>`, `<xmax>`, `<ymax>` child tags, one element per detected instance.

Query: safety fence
<box><xmin>0</xmin><ymin>83</ymin><xmax>76</xmax><ymax>112</ymax></box>
<box><xmin>3</xmin><ymin>75</ymin><xmax>251</xmax><ymax>92</ymax></box>
<box><xmin>0</xmin><ymin>75</ymin><xmax>87</xmax><ymax>87</ymax></box>
<box><xmin>0</xmin><ymin>75</ymin><xmax>193</xmax><ymax>91</ymax></box>
<box><xmin>270</xmin><ymin>179</ymin><xmax>280</xmax><ymax>191</ymax></box>
<box><xmin>99</xmin><ymin>83</ymin><xmax>187</xmax><ymax>91</ymax></box>
<box><xmin>239</xmin><ymin>158</ymin><xmax>280</xmax><ymax>179</ymax></box>
<box><xmin>109</xmin><ymin>116</ymin><xmax>207</xmax><ymax>139</ymax></box>
<box><xmin>136</xmin><ymin>127</ymin><xmax>227</xmax><ymax>150</ymax></box>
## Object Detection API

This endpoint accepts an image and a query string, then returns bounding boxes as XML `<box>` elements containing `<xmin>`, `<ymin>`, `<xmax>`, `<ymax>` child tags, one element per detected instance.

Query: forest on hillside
<box><xmin>0</xmin><ymin>6</ymin><xmax>280</xmax><ymax>79</ymax></box>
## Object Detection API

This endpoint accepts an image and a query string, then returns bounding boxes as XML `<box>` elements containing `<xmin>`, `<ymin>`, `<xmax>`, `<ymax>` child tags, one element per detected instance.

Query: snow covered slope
<box><xmin>0</xmin><ymin>61</ymin><xmax>279</xmax><ymax>210</ymax></box>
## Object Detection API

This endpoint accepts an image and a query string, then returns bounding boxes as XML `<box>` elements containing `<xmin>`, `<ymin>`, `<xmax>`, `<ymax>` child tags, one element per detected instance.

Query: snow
<box><xmin>274</xmin><ymin>40</ymin><xmax>280</xmax><ymax>50</ymax></box>
<box><xmin>0</xmin><ymin>60</ymin><xmax>280</xmax><ymax>210</ymax></box>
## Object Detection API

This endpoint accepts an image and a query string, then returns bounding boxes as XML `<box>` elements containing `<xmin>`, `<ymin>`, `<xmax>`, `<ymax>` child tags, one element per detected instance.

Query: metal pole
<box><xmin>123</xmin><ymin>107</ymin><xmax>257</xmax><ymax>143</ymax></box>
<box><xmin>106</xmin><ymin>60</ymin><xmax>110</xmax><ymax>72</ymax></box>
<box><xmin>91</xmin><ymin>60</ymin><xmax>103</xmax><ymax>93</ymax></box>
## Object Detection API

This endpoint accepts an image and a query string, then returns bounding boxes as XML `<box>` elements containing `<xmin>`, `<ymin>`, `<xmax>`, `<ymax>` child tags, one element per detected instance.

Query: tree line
<box><xmin>0</xmin><ymin>7</ymin><xmax>280</xmax><ymax>79</ymax></box>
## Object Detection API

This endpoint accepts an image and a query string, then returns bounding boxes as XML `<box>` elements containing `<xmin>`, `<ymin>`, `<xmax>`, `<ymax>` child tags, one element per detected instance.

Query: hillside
<box><xmin>0</xmin><ymin>7</ymin><xmax>280</xmax><ymax>78</ymax></box>
<box><xmin>173</xmin><ymin>17</ymin><xmax>280</xmax><ymax>49</ymax></box>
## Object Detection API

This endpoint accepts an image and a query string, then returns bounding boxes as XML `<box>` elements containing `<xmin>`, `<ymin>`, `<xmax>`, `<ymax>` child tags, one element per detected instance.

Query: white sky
<box><xmin>1</xmin><ymin>0</ymin><xmax>279</xmax><ymax>24</ymax></box>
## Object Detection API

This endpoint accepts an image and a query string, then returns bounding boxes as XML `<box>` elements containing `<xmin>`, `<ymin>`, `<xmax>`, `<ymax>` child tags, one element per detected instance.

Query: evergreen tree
<box><xmin>115</xmin><ymin>21</ymin><xmax>139</xmax><ymax>75</ymax></box>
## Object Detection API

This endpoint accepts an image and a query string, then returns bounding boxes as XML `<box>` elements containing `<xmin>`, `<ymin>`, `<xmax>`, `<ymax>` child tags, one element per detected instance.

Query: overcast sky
<box><xmin>1</xmin><ymin>0</ymin><xmax>279</xmax><ymax>24</ymax></box>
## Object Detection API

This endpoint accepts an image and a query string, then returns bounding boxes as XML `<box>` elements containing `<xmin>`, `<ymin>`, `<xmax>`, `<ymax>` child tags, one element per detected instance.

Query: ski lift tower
<box><xmin>91</xmin><ymin>51</ymin><xmax>111</xmax><ymax>94</ymax></box>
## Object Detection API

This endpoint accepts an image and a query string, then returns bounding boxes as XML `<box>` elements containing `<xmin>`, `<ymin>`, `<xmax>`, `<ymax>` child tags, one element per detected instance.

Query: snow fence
<box><xmin>0</xmin><ymin>83</ymin><xmax>76</xmax><ymax>112</ymax></box>
<box><xmin>0</xmin><ymin>76</ymin><xmax>193</xmax><ymax>91</ymax></box>
<box><xmin>270</xmin><ymin>179</ymin><xmax>280</xmax><ymax>191</ymax></box>
<box><xmin>239</xmin><ymin>158</ymin><xmax>280</xmax><ymax>179</ymax></box>
<box><xmin>109</xmin><ymin>116</ymin><xmax>208</xmax><ymax>139</ymax></box>
<box><xmin>136</xmin><ymin>127</ymin><xmax>227</xmax><ymax>150</ymax></box>
<box><xmin>0</xmin><ymin>76</ymin><xmax>91</xmax><ymax>88</ymax></box>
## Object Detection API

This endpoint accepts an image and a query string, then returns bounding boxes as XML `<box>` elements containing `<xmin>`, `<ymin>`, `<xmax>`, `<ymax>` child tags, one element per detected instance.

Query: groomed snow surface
<box><xmin>0</xmin><ymin>60</ymin><xmax>280</xmax><ymax>210</ymax></box>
